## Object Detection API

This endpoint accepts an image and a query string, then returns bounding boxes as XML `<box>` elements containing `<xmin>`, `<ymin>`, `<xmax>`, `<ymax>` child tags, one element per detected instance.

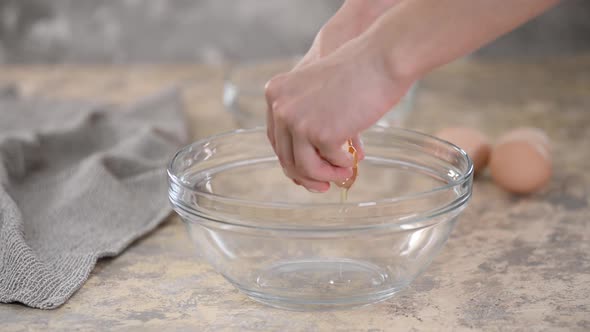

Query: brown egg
<box><xmin>490</xmin><ymin>127</ymin><xmax>552</xmax><ymax>194</ymax></box>
<box><xmin>435</xmin><ymin>127</ymin><xmax>492</xmax><ymax>175</ymax></box>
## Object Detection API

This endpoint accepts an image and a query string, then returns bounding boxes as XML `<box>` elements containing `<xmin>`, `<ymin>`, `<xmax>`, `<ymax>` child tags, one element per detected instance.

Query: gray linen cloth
<box><xmin>0</xmin><ymin>86</ymin><xmax>188</xmax><ymax>309</ymax></box>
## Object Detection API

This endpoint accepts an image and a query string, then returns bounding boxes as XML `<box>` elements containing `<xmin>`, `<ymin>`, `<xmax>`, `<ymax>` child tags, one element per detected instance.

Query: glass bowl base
<box><xmin>230</xmin><ymin>258</ymin><xmax>409</xmax><ymax>311</ymax></box>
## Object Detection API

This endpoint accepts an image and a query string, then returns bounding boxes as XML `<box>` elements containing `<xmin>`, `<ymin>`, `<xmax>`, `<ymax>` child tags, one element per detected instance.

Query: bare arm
<box><xmin>266</xmin><ymin>0</ymin><xmax>560</xmax><ymax>192</ymax></box>
<box><xmin>297</xmin><ymin>0</ymin><xmax>401</xmax><ymax>65</ymax></box>
<box><xmin>369</xmin><ymin>0</ymin><xmax>561</xmax><ymax>80</ymax></box>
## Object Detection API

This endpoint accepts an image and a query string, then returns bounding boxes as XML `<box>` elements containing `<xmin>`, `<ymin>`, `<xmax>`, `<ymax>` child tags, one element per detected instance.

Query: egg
<box><xmin>489</xmin><ymin>127</ymin><xmax>552</xmax><ymax>194</ymax></box>
<box><xmin>335</xmin><ymin>139</ymin><xmax>358</xmax><ymax>190</ymax></box>
<box><xmin>435</xmin><ymin>127</ymin><xmax>492</xmax><ymax>175</ymax></box>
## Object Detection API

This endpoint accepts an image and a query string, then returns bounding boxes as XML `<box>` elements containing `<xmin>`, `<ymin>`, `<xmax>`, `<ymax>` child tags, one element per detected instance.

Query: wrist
<box><xmin>363</xmin><ymin>12</ymin><xmax>423</xmax><ymax>87</ymax></box>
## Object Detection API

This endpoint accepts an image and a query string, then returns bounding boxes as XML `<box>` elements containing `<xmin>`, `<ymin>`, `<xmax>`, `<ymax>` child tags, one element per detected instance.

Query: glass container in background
<box><xmin>223</xmin><ymin>59</ymin><xmax>418</xmax><ymax>129</ymax></box>
<box><xmin>223</xmin><ymin>57</ymin><xmax>300</xmax><ymax>128</ymax></box>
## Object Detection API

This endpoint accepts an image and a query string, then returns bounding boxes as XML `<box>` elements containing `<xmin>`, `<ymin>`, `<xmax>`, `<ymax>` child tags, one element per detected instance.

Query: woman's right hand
<box><xmin>264</xmin><ymin>0</ymin><xmax>404</xmax><ymax>192</ymax></box>
<box><xmin>265</xmin><ymin>35</ymin><xmax>413</xmax><ymax>192</ymax></box>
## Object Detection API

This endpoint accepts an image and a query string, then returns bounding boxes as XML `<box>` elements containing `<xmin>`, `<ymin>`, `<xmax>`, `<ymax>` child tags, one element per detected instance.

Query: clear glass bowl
<box><xmin>168</xmin><ymin>127</ymin><xmax>473</xmax><ymax>311</ymax></box>
<box><xmin>223</xmin><ymin>59</ymin><xmax>418</xmax><ymax>129</ymax></box>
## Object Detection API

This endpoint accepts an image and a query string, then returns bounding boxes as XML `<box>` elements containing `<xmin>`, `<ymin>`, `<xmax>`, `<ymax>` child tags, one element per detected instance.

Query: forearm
<box><xmin>313</xmin><ymin>0</ymin><xmax>401</xmax><ymax>56</ymax></box>
<box><xmin>337</xmin><ymin>0</ymin><xmax>403</xmax><ymax>33</ymax></box>
<box><xmin>367</xmin><ymin>0</ymin><xmax>560</xmax><ymax>80</ymax></box>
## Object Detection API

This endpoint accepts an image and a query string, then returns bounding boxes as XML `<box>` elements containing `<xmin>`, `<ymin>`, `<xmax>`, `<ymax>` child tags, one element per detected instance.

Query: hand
<box><xmin>264</xmin><ymin>0</ymin><xmax>403</xmax><ymax>192</ymax></box>
<box><xmin>265</xmin><ymin>36</ymin><xmax>413</xmax><ymax>192</ymax></box>
<box><xmin>288</xmin><ymin>6</ymin><xmax>369</xmax><ymax>169</ymax></box>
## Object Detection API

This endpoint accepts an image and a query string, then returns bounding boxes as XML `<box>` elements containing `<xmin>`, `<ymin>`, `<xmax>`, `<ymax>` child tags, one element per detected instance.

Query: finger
<box><xmin>266</xmin><ymin>105</ymin><xmax>276</xmax><ymax>151</ymax></box>
<box><xmin>265</xmin><ymin>84</ymin><xmax>275</xmax><ymax>150</ymax></box>
<box><xmin>266</xmin><ymin>98</ymin><xmax>276</xmax><ymax>152</ymax></box>
<box><xmin>285</xmin><ymin>142</ymin><xmax>329</xmax><ymax>193</ymax></box>
<box><xmin>289</xmin><ymin>171</ymin><xmax>330</xmax><ymax>193</ymax></box>
<box><xmin>274</xmin><ymin>120</ymin><xmax>295</xmax><ymax>176</ymax></box>
<box><xmin>294</xmin><ymin>176</ymin><xmax>330</xmax><ymax>193</ymax></box>
<box><xmin>351</xmin><ymin>135</ymin><xmax>365</xmax><ymax>161</ymax></box>
<box><xmin>317</xmin><ymin>141</ymin><xmax>355</xmax><ymax>168</ymax></box>
<box><xmin>293</xmin><ymin>136</ymin><xmax>352</xmax><ymax>185</ymax></box>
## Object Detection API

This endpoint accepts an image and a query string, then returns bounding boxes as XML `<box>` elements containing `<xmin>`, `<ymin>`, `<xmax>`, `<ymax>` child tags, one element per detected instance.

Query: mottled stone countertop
<box><xmin>1</xmin><ymin>56</ymin><xmax>589</xmax><ymax>331</ymax></box>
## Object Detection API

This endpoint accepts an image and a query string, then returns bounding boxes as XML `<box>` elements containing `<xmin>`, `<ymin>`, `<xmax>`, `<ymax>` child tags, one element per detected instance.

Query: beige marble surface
<box><xmin>0</xmin><ymin>57</ymin><xmax>589</xmax><ymax>331</ymax></box>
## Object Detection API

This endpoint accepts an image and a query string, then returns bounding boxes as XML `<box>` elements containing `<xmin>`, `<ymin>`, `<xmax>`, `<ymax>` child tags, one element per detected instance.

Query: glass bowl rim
<box><xmin>167</xmin><ymin>126</ymin><xmax>474</xmax><ymax>210</ymax></box>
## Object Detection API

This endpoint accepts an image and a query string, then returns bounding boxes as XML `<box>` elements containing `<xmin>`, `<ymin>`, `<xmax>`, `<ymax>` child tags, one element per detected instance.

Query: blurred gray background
<box><xmin>0</xmin><ymin>0</ymin><xmax>589</xmax><ymax>64</ymax></box>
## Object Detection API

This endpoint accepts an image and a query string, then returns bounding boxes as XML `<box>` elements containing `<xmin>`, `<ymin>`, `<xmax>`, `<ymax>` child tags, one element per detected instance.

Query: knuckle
<box><xmin>310</xmin><ymin>129</ymin><xmax>335</xmax><ymax>148</ymax></box>
<box><xmin>292</xmin><ymin>119</ymin><xmax>308</xmax><ymax>136</ymax></box>
<box><xmin>264</xmin><ymin>73</ymin><xmax>286</xmax><ymax>100</ymax></box>
<box><xmin>272</xmin><ymin>101</ymin><xmax>292</xmax><ymax>123</ymax></box>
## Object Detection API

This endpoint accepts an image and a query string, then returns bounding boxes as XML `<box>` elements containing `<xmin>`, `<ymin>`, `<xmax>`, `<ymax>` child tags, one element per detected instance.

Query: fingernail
<box><xmin>307</xmin><ymin>186</ymin><xmax>329</xmax><ymax>193</ymax></box>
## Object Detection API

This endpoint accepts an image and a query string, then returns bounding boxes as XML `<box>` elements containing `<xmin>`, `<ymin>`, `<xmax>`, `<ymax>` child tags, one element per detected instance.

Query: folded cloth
<box><xmin>0</xmin><ymin>87</ymin><xmax>188</xmax><ymax>309</ymax></box>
